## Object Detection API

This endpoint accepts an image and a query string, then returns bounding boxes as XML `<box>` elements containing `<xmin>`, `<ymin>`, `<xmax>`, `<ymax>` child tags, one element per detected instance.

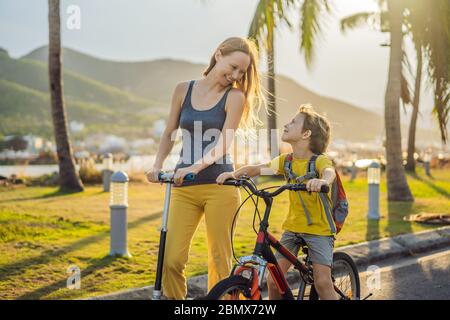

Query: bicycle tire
<box><xmin>201</xmin><ymin>275</ymin><xmax>261</xmax><ymax>300</ymax></box>
<box><xmin>309</xmin><ymin>251</ymin><xmax>360</xmax><ymax>300</ymax></box>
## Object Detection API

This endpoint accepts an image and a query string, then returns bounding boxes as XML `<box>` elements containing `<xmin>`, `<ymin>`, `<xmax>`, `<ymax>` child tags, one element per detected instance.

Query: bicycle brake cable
<box><xmin>229</xmin><ymin>185</ymin><xmax>258</xmax><ymax>264</ymax></box>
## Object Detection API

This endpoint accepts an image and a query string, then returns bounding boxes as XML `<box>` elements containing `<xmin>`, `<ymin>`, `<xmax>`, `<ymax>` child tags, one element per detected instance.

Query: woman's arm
<box><xmin>146</xmin><ymin>82</ymin><xmax>187</xmax><ymax>182</ymax></box>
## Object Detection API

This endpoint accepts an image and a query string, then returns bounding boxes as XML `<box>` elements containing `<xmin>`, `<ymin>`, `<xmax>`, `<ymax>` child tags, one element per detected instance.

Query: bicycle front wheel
<box><xmin>201</xmin><ymin>275</ymin><xmax>261</xmax><ymax>300</ymax></box>
<box><xmin>309</xmin><ymin>251</ymin><xmax>360</xmax><ymax>300</ymax></box>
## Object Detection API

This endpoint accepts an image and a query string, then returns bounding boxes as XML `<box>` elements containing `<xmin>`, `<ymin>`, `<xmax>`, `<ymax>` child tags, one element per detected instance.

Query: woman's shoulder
<box><xmin>174</xmin><ymin>80</ymin><xmax>191</xmax><ymax>95</ymax></box>
<box><xmin>225</xmin><ymin>88</ymin><xmax>245</xmax><ymax>112</ymax></box>
<box><xmin>172</xmin><ymin>80</ymin><xmax>194</xmax><ymax>104</ymax></box>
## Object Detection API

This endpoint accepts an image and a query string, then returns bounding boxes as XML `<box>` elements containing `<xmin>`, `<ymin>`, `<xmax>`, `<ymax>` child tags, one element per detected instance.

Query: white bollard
<box><xmin>102</xmin><ymin>153</ymin><xmax>114</xmax><ymax>192</ymax></box>
<box><xmin>109</xmin><ymin>170</ymin><xmax>131</xmax><ymax>257</ymax></box>
<box><xmin>367</xmin><ymin>161</ymin><xmax>381</xmax><ymax>220</ymax></box>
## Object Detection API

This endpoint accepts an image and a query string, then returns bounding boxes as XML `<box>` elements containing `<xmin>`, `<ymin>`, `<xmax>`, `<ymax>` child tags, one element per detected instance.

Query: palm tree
<box><xmin>342</xmin><ymin>0</ymin><xmax>414</xmax><ymax>200</ymax></box>
<box><xmin>48</xmin><ymin>0</ymin><xmax>84</xmax><ymax>191</ymax></box>
<box><xmin>340</xmin><ymin>3</ymin><xmax>417</xmax><ymax>172</ymax></box>
<box><xmin>340</xmin><ymin>1</ymin><xmax>414</xmax><ymax>199</ymax></box>
<box><xmin>384</xmin><ymin>0</ymin><xmax>413</xmax><ymax>201</ymax></box>
<box><xmin>248</xmin><ymin>0</ymin><xmax>330</xmax><ymax>155</ymax></box>
<box><xmin>416</xmin><ymin>0</ymin><xmax>450</xmax><ymax>145</ymax></box>
<box><xmin>248</xmin><ymin>0</ymin><xmax>294</xmax><ymax>155</ymax></box>
<box><xmin>405</xmin><ymin>43</ymin><xmax>422</xmax><ymax>172</ymax></box>
<box><xmin>402</xmin><ymin>0</ymin><xmax>450</xmax><ymax>172</ymax></box>
<box><xmin>341</xmin><ymin>0</ymin><xmax>450</xmax><ymax>175</ymax></box>
<box><xmin>340</xmin><ymin>5</ymin><xmax>419</xmax><ymax>175</ymax></box>
<box><xmin>403</xmin><ymin>0</ymin><xmax>428</xmax><ymax>172</ymax></box>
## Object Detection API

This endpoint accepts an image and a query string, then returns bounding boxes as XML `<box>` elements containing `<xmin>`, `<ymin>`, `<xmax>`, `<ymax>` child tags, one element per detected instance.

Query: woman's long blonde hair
<box><xmin>203</xmin><ymin>37</ymin><xmax>264</xmax><ymax>133</ymax></box>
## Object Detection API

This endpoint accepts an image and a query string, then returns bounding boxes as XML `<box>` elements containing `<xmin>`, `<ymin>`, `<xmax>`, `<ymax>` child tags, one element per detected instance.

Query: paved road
<box><xmin>260</xmin><ymin>248</ymin><xmax>450</xmax><ymax>300</ymax></box>
<box><xmin>358</xmin><ymin>248</ymin><xmax>450</xmax><ymax>300</ymax></box>
<box><xmin>94</xmin><ymin>247</ymin><xmax>450</xmax><ymax>300</ymax></box>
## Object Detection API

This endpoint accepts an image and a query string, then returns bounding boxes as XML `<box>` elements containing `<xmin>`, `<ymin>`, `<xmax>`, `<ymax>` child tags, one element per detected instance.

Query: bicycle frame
<box><xmin>231</xmin><ymin>193</ymin><xmax>312</xmax><ymax>300</ymax></box>
<box><xmin>226</xmin><ymin>180</ymin><xmax>349</xmax><ymax>300</ymax></box>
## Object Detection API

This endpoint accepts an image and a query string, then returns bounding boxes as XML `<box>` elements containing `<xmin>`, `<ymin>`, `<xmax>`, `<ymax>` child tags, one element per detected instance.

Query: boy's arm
<box><xmin>307</xmin><ymin>167</ymin><xmax>336</xmax><ymax>192</ymax></box>
<box><xmin>216</xmin><ymin>162</ymin><xmax>276</xmax><ymax>184</ymax></box>
<box><xmin>321</xmin><ymin>168</ymin><xmax>336</xmax><ymax>185</ymax></box>
<box><xmin>232</xmin><ymin>162</ymin><xmax>274</xmax><ymax>178</ymax></box>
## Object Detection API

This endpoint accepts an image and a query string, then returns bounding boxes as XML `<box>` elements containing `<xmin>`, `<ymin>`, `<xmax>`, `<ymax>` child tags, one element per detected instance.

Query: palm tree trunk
<box><xmin>48</xmin><ymin>0</ymin><xmax>84</xmax><ymax>191</ymax></box>
<box><xmin>267</xmin><ymin>28</ymin><xmax>278</xmax><ymax>156</ymax></box>
<box><xmin>405</xmin><ymin>45</ymin><xmax>422</xmax><ymax>173</ymax></box>
<box><xmin>384</xmin><ymin>0</ymin><xmax>413</xmax><ymax>201</ymax></box>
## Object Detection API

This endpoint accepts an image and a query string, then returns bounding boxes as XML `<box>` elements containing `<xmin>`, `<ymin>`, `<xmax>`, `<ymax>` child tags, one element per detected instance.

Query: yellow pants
<box><xmin>162</xmin><ymin>183</ymin><xmax>241</xmax><ymax>299</ymax></box>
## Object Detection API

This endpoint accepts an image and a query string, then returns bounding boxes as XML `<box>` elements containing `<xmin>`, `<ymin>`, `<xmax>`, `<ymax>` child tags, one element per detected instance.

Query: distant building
<box><xmin>23</xmin><ymin>135</ymin><xmax>43</xmax><ymax>154</ymax></box>
<box><xmin>84</xmin><ymin>133</ymin><xmax>127</xmax><ymax>153</ymax></box>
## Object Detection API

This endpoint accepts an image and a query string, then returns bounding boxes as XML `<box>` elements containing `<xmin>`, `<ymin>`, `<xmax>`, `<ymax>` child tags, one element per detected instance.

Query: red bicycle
<box><xmin>201</xmin><ymin>176</ymin><xmax>361</xmax><ymax>300</ymax></box>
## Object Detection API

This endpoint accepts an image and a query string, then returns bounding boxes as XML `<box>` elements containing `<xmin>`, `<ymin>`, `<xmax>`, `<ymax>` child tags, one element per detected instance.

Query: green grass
<box><xmin>0</xmin><ymin>167</ymin><xmax>449</xmax><ymax>299</ymax></box>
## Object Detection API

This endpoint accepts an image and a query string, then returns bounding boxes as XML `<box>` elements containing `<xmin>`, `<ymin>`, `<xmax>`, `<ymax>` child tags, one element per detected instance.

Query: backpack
<box><xmin>283</xmin><ymin>153</ymin><xmax>349</xmax><ymax>234</ymax></box>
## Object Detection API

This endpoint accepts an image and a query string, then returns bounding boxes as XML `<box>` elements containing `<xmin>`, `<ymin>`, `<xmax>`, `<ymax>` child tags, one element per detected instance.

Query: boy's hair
<box><xmin>297</xmin><ymin>104</ymin><xmax>331</xmax><ymax>154</ymax></box>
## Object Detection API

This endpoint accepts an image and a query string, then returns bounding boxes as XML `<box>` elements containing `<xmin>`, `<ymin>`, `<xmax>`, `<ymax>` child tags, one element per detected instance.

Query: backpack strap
<box><xmin>307</xmin><ymin>154</ymin><xmax>319</xmax><ymax>177</ymax></box>
<box><xmin>311</xmin><ymin>154</ymin><xmax>337</xmax><ymax>234</ymax></box>
<box><xmin>319</xmin><ymin>192</ymin><xmax>337</xmax><ymax>234</ymax></box>
<box><xmin>283</xmin><ymin>153</ymin><xmax>296</xmax><ymax>182</ymax></box>
<box><xmin>284</xmin><ymin>154</ymin><xmax>318</xmax><ymax>182</ymax></box>
<box><xmin>296</xmin><ymin>191</ymin><xmax>313</xmax><ymax>226</ymax></box>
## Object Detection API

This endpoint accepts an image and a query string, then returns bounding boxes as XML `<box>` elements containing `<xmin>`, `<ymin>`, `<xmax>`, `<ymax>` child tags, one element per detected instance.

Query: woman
<box><xmin>146</xmin><ymin>37</ymin><xmax>263</xmax><ymax>299</ymax></box>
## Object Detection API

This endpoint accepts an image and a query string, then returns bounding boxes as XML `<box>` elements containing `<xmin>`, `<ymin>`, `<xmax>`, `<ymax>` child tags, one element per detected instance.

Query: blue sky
<box><xmin>0</xmin><ymin>0</ymin><xmax>436</xmax><ymax>129</ymax></box>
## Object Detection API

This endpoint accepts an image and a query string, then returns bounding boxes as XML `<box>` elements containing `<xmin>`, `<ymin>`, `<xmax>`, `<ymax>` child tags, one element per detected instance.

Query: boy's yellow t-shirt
<box><xmin>269</xmin><ymin>153</ymin><xmax>336</xmax><ymax>236</ymax></box>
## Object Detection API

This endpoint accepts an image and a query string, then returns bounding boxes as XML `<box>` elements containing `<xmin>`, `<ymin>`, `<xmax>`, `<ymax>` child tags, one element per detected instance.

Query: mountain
<box><xmin>0</xmin><ymin>77</ymin><xmax>161</xmax><ymax>139</ymax></box>
<box><xmin>0</xmin><ymin>51</ymin><xmax>162</xmax><ymax>139</ymax></box>
<box><xmin>1</xmin><ymin>51</ymin><xmax>159</xmax><ymax>112</ymax></box>
<box><xmin>23</xmin><ymin>46</ymin><xmax>202</xmax><ymax>105</ymax></box>
<box><xmin>22</xmin><ymin>45</ymin><xmax>441</xmax><ymax>142</ymax></box>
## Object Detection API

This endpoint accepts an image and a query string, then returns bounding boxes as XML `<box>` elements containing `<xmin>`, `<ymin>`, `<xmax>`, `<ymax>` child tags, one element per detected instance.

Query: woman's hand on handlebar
<box><xmin>216</xmin><ymin>172</ymin><xmax>236</xmax><ymax>185</ymax></box>
<box><xmin>146</xmin><ymin>167</ymin><xmax>162</xmax><ymax>183</ymax></box>
<box><xmin>173</xmin><ymin>166</ymin><xmax>198</xmax><ymax>186</ymax></box>
<box><xmin>306</xmin><ymin>178</ymin><xmax>329</xmax><ymax>192</ymax></box>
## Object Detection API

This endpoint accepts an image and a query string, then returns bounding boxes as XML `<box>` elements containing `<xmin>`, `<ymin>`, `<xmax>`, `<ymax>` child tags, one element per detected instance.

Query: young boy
<box><xmin>216</xmin><ymin>104</ymin><xmax>338</xmax><ymax>300</ymax></box>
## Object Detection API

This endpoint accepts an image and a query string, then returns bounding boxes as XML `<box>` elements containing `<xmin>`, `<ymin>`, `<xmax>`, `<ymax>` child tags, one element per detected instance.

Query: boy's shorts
<box><xmin>274</xmin><ymin>231</ymin><xmax>334</xmax><ymax>267</ymax></box>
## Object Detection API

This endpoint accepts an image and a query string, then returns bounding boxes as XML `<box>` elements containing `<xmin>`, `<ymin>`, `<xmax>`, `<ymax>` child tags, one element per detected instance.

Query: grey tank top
<box><xmin>174</xmin><ymin>80</ymin><xmax>235</xmax><ymax>187</ymax></box>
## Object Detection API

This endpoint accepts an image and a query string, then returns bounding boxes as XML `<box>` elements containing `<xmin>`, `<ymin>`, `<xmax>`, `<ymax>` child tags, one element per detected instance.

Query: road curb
<box><xmin>87</xmin><ymin>226</ymin><xmax>450</xmax><ymax>300</ymax></box>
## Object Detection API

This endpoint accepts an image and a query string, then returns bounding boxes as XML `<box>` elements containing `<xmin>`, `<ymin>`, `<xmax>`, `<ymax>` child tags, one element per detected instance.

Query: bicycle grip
<box><xmin>294</xmin><ymin>184</ymin><xmax>329</xmax><ymax>193</ymax></box>
<box><xmin>223</xmin><ymin>179</ymin><xmax>239</xmax><ymax>186</ymax></box>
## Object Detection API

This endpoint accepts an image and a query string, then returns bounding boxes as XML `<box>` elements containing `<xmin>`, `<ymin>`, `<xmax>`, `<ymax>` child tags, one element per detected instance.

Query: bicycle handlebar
<box><xmin>223</xmin><ymin>178</ymin><xmax>329</xmax><ymax>197</ymax></box>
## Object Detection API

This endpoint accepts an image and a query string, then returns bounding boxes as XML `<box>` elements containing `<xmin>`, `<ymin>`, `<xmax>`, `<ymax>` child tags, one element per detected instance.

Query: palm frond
<box><xmin>340</xmin><ymin>12</ymin><xmax>377</xmax><ymax>33</ymax></box>
<box><xmin>401</xmin><ymin>68</ymin><xmax>412</xmax><ymax>108</ymax></box>
<box><xmin>299</xmin><ymin>0</ymin><xmax>331</xmax><ymax>68</ymax></box>
<box><xmin>423</xmin><ymin>0</ymin><xmax>450</xmax><ymax>143</ymax></box>
<box><xmin>248</xmin><ymin>0</ymin><xmax>294</xmax><ymax>50</ymax></box>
